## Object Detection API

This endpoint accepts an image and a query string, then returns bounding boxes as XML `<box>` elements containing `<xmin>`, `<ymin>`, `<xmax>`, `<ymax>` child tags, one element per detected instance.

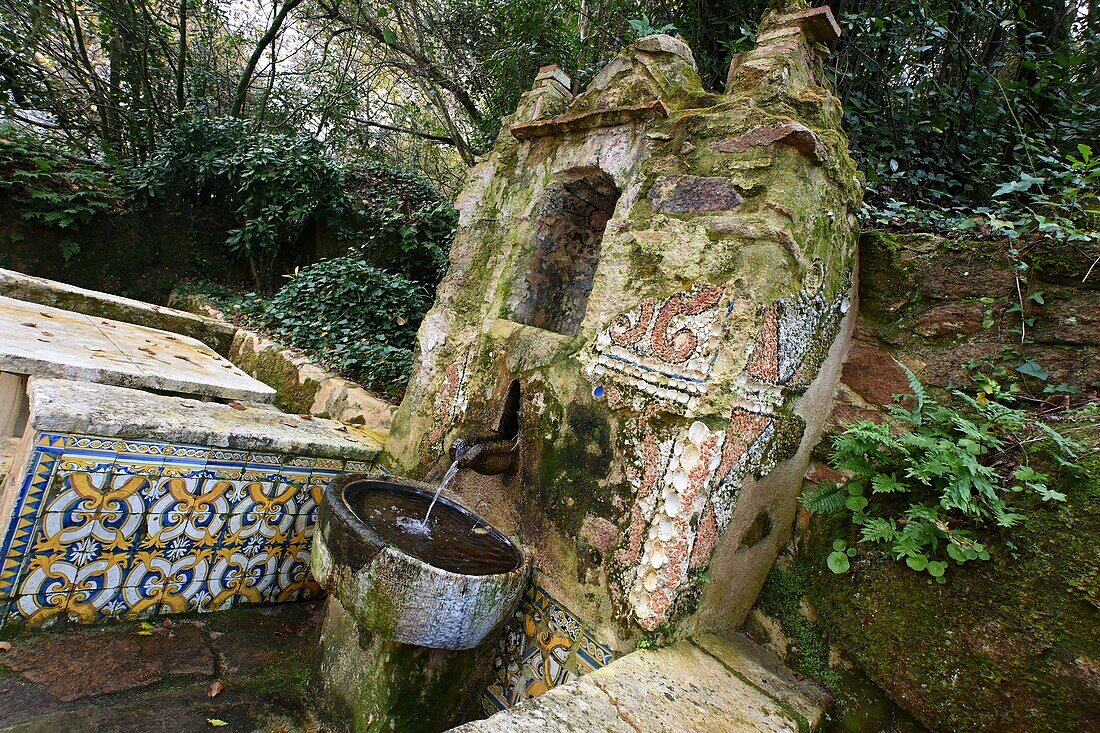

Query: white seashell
<box><xmin>643</xmin><ymin>571</ymin><xmax>660</xmax><ymax>592</ymax></box>
<box><xmin>671</xmin><ymin>471</ymin><xmax>689</xmax><ymax>493</ymax></box>
<box><xmin>688</xmin><ymin>421</ymin><xmax>709</xmax><ymax>444</ymax></box>
<box><xmin>664</xmin><ymin>493</ymin><xmax>681</xmax><ymax>516</ymax></box>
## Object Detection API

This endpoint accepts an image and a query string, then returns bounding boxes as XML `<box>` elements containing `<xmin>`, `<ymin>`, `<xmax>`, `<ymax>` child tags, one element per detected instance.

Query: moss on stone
<box><xmin>797</xmin><ymin>429</ymin><xmax>1100</xmax><ymax>733</ymax></box>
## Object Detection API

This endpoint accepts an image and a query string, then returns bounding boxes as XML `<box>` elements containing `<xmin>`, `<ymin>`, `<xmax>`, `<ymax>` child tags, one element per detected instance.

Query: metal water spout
<box><xmin>450</xmin><ymin>379</ymin><xmax>522</xmax><ymax>475</ymax></box>
<box><xmin>450</xmin><ymin>434</ymin><xmax>518</xmax><ymax>475</ymax></box>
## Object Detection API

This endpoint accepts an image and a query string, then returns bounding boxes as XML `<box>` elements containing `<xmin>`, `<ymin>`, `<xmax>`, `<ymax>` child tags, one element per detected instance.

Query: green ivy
<box><xmin>223</xmin><ymin>256</ymin><xmax>430</xmax><ymax>397</ymax></box>
<box><xmin>340</xmin><ymin>158</ymin><xmax>456</xmax><ymax>286</ymax></box>
<box><xmin>802</xmin><ymin>364</ymin><xmax>1082</xmax><ymax>582</ymax></box>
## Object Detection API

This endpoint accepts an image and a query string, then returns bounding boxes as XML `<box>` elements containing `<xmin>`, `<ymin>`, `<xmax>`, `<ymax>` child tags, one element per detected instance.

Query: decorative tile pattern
<box><xmin>483</xmin><ymin>585</ymin><xmax>616</xmax><ymax>712</ymax></box>
<box><xmin>0</xmin><ymin>432</ymin><xmax>368</xmax><ymax>629</ymax></box>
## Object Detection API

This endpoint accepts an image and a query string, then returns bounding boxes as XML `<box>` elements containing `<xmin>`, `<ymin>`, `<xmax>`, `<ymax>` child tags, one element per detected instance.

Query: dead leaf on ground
<box><xmin>208</xmin><ymin>680</ymin><xmax>224</xmax><ymax>698</ymax></box>
<box><xmin>162</xmin><ymin>617</ymin><xmax>174</xmax><ymax>629</ymax></box>
<box><xmin>228</xmin><ymin>401</ymin><xmax>246</xmax><ymax>411</ymax></box>
<box><xmin>207</xmin><ymin>719</ymin><xmax>228</xmax><ymax>727</ymax></box>
<box><xmin>0</xmin><ymin>641</ymin><xmax>12</xmax><ymax>652</ymax></box>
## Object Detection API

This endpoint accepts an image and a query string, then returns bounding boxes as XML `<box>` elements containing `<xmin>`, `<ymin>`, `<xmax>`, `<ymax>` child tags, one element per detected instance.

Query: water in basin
<box><xmin>345</xmin><ymin>481</ymin><xmax>521</xmax><ymax>576</ymax></box>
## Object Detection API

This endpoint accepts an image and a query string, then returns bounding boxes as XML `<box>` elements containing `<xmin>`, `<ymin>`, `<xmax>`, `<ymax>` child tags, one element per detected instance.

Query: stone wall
<box><xmin>751</xmin><ymin>231</ymin><xmax>1100</xmax><ymax>733</ymax></box>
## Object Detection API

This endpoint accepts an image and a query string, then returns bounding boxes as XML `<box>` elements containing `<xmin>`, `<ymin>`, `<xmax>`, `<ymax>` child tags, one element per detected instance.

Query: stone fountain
<box><xmin>316</xmin><ymin>3</ymin><xmax>861</xmax><ymax>731</ymax></box>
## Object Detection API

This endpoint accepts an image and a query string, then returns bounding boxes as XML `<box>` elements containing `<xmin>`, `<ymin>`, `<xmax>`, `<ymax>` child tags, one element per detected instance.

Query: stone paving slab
<box><xmin>450</xmin><ymin>633</ymin><xmax>827</xmax><ymax>733</ymax></box>
<box><xmin>0</xmin><ymin>269</ymin><xmax>235</xmax><ymax>355</ymax></box>
<box><xmin>27</xmin><ymin>377</ymin><xmax>382</xmax><ymax>459</ymax></box>
<box><xmin>0</xmin><ymin>295</ymin><xmax>274</xmax><ymax>403</ymax></box>
<box><xmin>0</xmin><ymin>601</ymin><xmax>322</xmax><ymax>733</ymax></box>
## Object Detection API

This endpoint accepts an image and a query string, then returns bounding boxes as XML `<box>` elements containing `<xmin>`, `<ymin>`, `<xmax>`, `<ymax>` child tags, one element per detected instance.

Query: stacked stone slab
<box><xmin>384</xmin><ymin>0</ymin><xmax>861</xmax><ymax>710</ymax></box>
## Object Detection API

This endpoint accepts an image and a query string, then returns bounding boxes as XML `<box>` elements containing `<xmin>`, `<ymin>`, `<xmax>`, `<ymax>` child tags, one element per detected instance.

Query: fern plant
<box><xmin>802</xmin><ymin>365</ymin><xmax>1081</xmax><ymax>581</ymax></box>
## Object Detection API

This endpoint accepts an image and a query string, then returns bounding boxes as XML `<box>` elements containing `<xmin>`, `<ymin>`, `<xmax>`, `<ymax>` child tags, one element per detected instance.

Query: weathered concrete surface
<box><xmin>0</xmin><ymin>268</ymin><xmax>235</xmax><ymax>354</ymax></box>
<box><xmin>0</xmin><ymin>436</ymin><xmax>18</xmax><ymax>485</ymax></box>
<box><xmin>23</xmin><ymin>377</ymin><xmax>383</xmax><ymax>459</ymax></box>
<box><xmin>0</xmin><ymin>295</ymin><xmax>274</xmax><ymax>403</ymax></box>
<box><xmin>171</xmin><ymin>292</ymin><xmax>397</xmax><ymax>429</ymax></box>
<box><xmin>0</xmin><ymin>601</ymin><xmax>322</xmax><ymax>733</ymax></box>
<box><xmin>317</xmin><ymin>597</ymin><xmax>498</xmax><ymax>733</ymax></box>
<box><xmin>450</xmin><ymin>633</ymin><xmax>829</xmax><ymax>732</ymax></box>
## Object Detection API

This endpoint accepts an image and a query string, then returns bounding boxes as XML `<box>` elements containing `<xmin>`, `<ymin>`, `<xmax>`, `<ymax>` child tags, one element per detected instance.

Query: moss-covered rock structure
<box><xmin>351</xmin><ymin>2</ymin><xmax>863</xmax><ymax>725</ymax></box>
<box><xmin>748</xmin><ymin>230</ymin><xmax>1100</xmax><ymax>733</ymax></box>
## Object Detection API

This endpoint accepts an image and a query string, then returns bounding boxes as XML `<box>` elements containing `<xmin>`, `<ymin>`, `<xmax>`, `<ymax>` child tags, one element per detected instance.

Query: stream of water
<box><xmin>392</xmin><ymin>458</ymin><xmax>462</xmax><ymax>538</ymax></box>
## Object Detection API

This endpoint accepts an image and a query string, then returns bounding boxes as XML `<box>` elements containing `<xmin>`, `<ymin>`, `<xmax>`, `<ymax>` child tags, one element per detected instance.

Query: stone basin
<box><xmin>312</xmin><ymin>475</ymin><xmax>529</xmax><ymax>650</ymax></box>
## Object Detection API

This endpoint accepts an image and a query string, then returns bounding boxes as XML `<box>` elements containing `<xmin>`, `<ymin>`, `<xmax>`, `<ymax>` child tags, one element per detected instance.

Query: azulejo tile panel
<box><xmin>483</xmin><ymin>585</ymin><xmax>616</xmax><ymax>713</ymax></box>
<box><xmin>0</xmin><ymin>431</ymin><xmax>366</xmax><ymax>629</ymax></box>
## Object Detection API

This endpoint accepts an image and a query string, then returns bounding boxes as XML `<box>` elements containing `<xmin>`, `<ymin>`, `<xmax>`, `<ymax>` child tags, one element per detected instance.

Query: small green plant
<box><xmin>802</xmin><ymin>365</ymin><xmax>1081</xmax><ymax>581</ymax></box>
<box><xmin>626</xmin><ymin>15</ymin><xmax>676</xmax><ymax>38</ymax></box>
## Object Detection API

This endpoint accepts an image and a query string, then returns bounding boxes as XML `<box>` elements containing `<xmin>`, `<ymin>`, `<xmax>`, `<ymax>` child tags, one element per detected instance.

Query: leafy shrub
<box><xmin>232</xmin><ymin>256</ymin><xmax>430</xmax><ymax>396</ymax></box>
<box><xmin>0</xmin><ymin>126</ymin><xmax>122</xmax><ymax>259</ymax></box>
<box><xmin>340</xmin><ymin>158</ymin><xmax>456</xmax><ymax>285</ymax></box>
<box><xmin>133</xmin><ymin>116</ymin><xmax>348</xmax><ymax>291</ymax></box>
<box><xmin>802</xmin><ymin>365</ymin><xmax>1081</xmax><ymax>581</ymax></box>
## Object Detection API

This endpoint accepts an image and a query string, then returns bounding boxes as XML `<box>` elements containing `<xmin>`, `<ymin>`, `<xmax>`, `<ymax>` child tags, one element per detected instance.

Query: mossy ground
<box><xmin>789</xmin><ymin>423</ymin><xmax>1100</xmax><ymax>733</ymax></box>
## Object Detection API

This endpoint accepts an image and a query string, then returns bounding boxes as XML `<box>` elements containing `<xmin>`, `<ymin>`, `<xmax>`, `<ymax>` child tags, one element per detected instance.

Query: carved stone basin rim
<box><xmin>311</xmin><ymin>474</ymin><xmax>531</xmax><ymax>650</ymax></box>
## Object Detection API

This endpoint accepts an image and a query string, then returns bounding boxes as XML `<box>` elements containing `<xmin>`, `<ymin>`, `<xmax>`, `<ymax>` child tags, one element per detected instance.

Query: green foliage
<box><xmin>341</xmin><ymin>158</ymin><xmax>456</xmax><ymax>285</ymax></box>
<box><xmin>0</xmin><ymin>126</ymin><xmax>122</xmax><ymax>238</ymax></box>
<box><xmin>803</xmin><ymin>364</ymin><xmax>1082</xmax><ymax>581</ymax></box>
<box><xmin>132</xmin><ymin>116</ymin><xmax>348</xmax><ymax>290</ymax></box>
<box><xmin>227</xmin><ymin>256</ymin><xmax>430</xmax><ymax>396</ymax></box>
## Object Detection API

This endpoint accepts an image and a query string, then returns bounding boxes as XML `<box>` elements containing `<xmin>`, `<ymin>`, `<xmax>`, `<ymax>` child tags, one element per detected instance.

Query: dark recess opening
<box><xmin>497</xmin><ymin>380</ymin><xmax>522</xmax><ymax>440</ymax></box>
<box><xmin>513</xmin><ymin>167</ymin><xmax>620</xmax><ymax>336</ymax></box>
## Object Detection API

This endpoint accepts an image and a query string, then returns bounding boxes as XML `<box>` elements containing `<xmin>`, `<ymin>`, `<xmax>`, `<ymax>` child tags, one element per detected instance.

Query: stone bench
<box><xmin>0</xmin><ymin>378</ymin><xmax>384</xmax><ymax>630</ymax></box>
<box><xmin>0</xmin><ymin>268</ymin><xmax>235</xmax><ymax>355</ymax></box>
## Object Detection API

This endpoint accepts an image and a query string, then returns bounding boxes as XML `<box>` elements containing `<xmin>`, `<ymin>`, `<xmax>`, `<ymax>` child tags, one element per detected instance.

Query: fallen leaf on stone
<box><xmin>42</xmin><ymin>331</ymin><xmax>53</xmax><ymax>336</ymax></box>
<box><xmin>21</xmin><ymin>322</ymin><xmax>36</xmax><ymax>328</ymax></box>
<box><xmin>174</xmin><ymin>354</ymin><xmax>192</xmax><ymax>362</ymax></box>
<box><xmin>472</xmin><ymin>527</ymin><xmax>490</xmax><ymax>535</ymax></box>
<box><xmin>298</xmin><ymin>414</ymin><xmax>313</xmax><ymax>420</ymax></box>
<box><xmin>39</xmin><ymin>312</ymin><xmax>53</xmax><ymax>318</ymax></box>
<box><xmin>208</xmin><ymin>680</ymin><xmax>224</xmax><ymax>698</ymax></box>
<box><xmin>0</xmin><ymin>640</ymin><xmax>12</xmax><ymax>652</ymax></box>
<box><xmin>207</xmin><ymin>719</ymin><xmax>229</xmax><ymax>727</ymax></box>
<box><xmin>138</xmin><ymin>347</ymin><xmax>157</xmax><ymax>355</ymax></box>
<box><xmin>37</xmin><ymin>338</ymin><xmax>49</xmax><ymax>343</ymax></box>
<box><xmin>101</xmin><ymin>321</ymin><xmax>116</xmax><ymax>328</ymax></box>
<box><xmin>228</xmin><ymin>401</ymin><xmax>246</xmax><ymax>411</ymax></box>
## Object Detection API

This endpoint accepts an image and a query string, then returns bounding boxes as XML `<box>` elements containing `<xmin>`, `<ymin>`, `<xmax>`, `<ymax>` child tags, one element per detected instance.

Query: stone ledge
<box><xmin>27</xmin><ymin>377</ymin><xmax>383</xmax><ymax>460</ymax></box>
<box><xmin>0</xmin><ymin>268</ymin><xmax>235</xmax><ymax>355</ymax></box>
<box><xmin>452</xmin><ymin>633</ymin><xmax>827</xmax><ymax>732</ymax></box>
<box><xmin>510</xmin><ymin>99</ymin><xmax>670</xmax><ymax>140</ymax></box>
